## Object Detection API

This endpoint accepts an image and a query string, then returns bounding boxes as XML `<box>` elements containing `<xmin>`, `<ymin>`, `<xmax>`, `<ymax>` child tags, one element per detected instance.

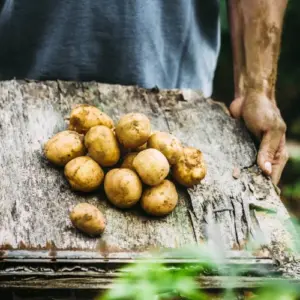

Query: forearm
<box><xmin>227</xmin><ymin>0</ymin><xmax>245</xmax><ymax>99</ymax></box>
<box><xmin>228</xmin><ymin>0</ymin><xmax>288</xmax><ymax>101</ymax></box>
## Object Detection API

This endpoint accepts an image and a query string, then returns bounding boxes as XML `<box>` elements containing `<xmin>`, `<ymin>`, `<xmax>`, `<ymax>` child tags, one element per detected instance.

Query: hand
<box><xmin>230</xmin><ymin>90</ymin><xmax>289</xmax><ymax>184</ymax></box>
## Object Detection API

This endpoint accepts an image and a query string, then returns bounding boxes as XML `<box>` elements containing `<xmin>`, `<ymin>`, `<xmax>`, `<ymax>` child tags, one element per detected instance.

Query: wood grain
<box><xmin>0</xmin><ymin>80</ymin><xmax>293</xmax><ymax>258</ymax></box>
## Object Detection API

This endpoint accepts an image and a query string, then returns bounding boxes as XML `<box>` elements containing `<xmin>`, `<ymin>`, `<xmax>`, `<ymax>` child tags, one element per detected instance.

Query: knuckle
<box><xmin>265</xmin><ymin>109</ymin><xmax>286</xmax><ymax>133</ymax></box>
<box><xmin>282</xmin><ymin>148</ymin><xmax>289</xmax><ymax>162</ymax></box>
<box><xmin>277</xmin><ymin>119</ymin><xmax>287</xmax><ymax>133</ymax></box>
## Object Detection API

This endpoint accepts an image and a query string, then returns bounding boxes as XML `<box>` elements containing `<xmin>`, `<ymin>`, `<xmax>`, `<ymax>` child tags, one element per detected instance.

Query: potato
<box><xmin>115</xmin><ymin>113</ymin><xmax>151</xmax><ymax>149</ymax></box>
<box><xmin>121</xmin><ymin>152</ymin><xmax>138</xmax><ymax>171</ymax></box>
<box><xmin>133</xmin><ymin>149</ymin><xmax>169</xmax><ymax>186</ymax></box>
<box><xmin>85</xmin><ymin>125</ymin><xmax>120</xmax><ymax>167</ymax></box>
<box><xmin>64</xmin><ymin>156</ymin><xmax>104</xmax><ymax>192</ymax></box>
<box><xmin>70</xmin><ymin>203</ymin><xmax>106</xmax><ymax>236</ymax></box>
<box><xmin>133</xmin><ymin>142</ymin><xmax>147</xmax><ymax>152</ymax></box>
<box><xmin>104</xmin><ymin>168</ymin><xmax>142</xmax><ymax>208</ymax></box>
<box><xmin>172</xmin><ymin>147</ymin><xmax>206</xmax><ymax>187</ymax></box>
<box><xmin>141</xmin><ymin>180</ymin><xmax>178</xmax><ymax>216</ymax></box>
<box><xmin>69</xmin><ymin>104</ymin><xmax>114</xmax><ymax>134</ymax></box>
<box><xmin>44</xmin><ymin>130</ymin><xmax>86</xmax><ymax>166</ymax></box>
<box><xmin>147</xmin><ymin>132</ymin><xmax>183</xmax><ymax>164</ymax></box>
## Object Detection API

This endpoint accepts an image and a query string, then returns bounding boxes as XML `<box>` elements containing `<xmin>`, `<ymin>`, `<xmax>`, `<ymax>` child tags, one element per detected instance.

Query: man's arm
<box><xmin>227</xmin><ymin>0</ymin><xmax>245</xmax><ymax>99</ymax></box>
<box><xmin>228</xmin><ymin>0</ymin><xmax>289</xmax><ymax>184</ymax></box>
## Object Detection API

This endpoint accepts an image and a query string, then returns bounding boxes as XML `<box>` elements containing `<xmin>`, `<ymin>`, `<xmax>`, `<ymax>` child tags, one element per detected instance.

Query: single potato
<box><xmin>85</xmin><ymin>125</ymin><xmax>120</xmax><ymax>167</ymax></box>
<box><xmin>69</xmin><ymin>104</ymin><xmax>114</xmax><ymax>134</ymax></box>
<box><xmin>133</xmin><ymin>148</ymin><xmax>169</xmax><ymax>186</ymax></box>
<box><xmin>121</xmin><ymin>152</ymin><xmax>138</xmax><ymax>171</ymax></box>
<box><xmin>44</xmin><ymin>130</ymin><xmax>86</xmax><ymax>166</ymax></box>
<box><xmin>104</xmin><ymin>168</ymin><xmax>142</xmax><ymax>208</ymax></box>
<box><xmin>70</xmin><ymin>203</ymin><xmax>106</xmax><ymax>236</ymax></box>
<box><xmin>64</xmin><ymin>156</ymin><xmax>104</xmax><ymax>192</ymax></box>
<box><xmin>147</xmin><ymin>131</ymin><xmax>183</xmax><ymax>164</ymax></box>
<box><xmin>141</xmin><ymin>180</ymin><xmax>178</xmax><ymax>216</ymax></box>
<box><xmin>172</xmin><ymin>147</ymin><xmax>206</xmax><ymax>187</ymax></box>
<box><xmin>115</xmin><ymin>113</ymin><xmax>151</xmax><ymax>149</ymax></box>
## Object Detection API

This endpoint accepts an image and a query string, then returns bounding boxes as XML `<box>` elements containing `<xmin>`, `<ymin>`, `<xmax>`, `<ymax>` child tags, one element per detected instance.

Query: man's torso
<box><xmin>0</xmin><ymin>0</ymin><xmax>220</xmax><ymax>96</ymax></box>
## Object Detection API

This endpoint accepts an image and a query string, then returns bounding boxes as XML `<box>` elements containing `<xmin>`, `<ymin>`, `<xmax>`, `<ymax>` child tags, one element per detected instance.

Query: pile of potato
<box><xmin>44</xmin><ymin>104</ymin><xmax>206</xmax><ymax>237</ymax></box>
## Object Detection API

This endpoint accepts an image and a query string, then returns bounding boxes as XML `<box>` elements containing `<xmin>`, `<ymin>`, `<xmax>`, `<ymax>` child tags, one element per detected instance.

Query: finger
<box><xmin>271</xmin><ymin>136</ymin><xmax>289</xmax><ymax>184</ymax></box>
<box><xmin>257</xmin><ymin>120</ymin><xmax>286</xmax><ymax>176</ymax></box>
<box><xmin>229</xmin><ymin>97</ymin><xmax>244</xmax><ymax>119</ymax></box>
<box><xmin>271</xmin><ymin>148</ymin><xmax>289</xmax><ymax>184</ymax></box>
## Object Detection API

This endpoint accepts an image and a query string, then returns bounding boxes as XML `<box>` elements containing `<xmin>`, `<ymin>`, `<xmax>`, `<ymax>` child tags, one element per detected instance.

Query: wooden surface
<box><xmin>0</xmin><ymin>80</ymin><xmax>294</xmax><ymax>259</ymax></box>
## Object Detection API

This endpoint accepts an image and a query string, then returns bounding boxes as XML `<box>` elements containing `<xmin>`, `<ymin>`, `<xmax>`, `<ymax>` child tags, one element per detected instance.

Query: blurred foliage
<box><xmin>214</xmin><ymin>0</ymin><xmax>300</xmax><ymax>140</ymax></box>
<box><xmin>100</xmin><ymin>243</ymin><xmax>300</xmax><ymax>300</ymax></box>
<box><xmin>99</xmin><ymin>221</ymin><xmax>300</xmax><ymax>300</ymax></box>
<box><xmin>282</xmin><ymin>154</ymin><xmax>300</xmax><ymax>213</ymax></box>
<box><xmin>99</xmin><ymin>213</ymin><xmax>300</xmax><ymax>299</ymax></box>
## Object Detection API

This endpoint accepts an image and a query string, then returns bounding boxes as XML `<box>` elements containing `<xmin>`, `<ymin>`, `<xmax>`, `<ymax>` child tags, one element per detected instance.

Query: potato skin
<box><xmin>44</xmin><ymin>130</ymin><xmax>86</xmax><ymax>166</ymax></box>
<box><xmin>121</xmin><ymin>152</ymin><xmax>138</xmax><ymax>171</ymax></box>
<box><xmin>172</xmin><ymin>147</ymin><xmax>206</xmax><ymax>187</ymax></box>
<box><xmin>64</xmin><ymin>156</ymin><xmax>104</xmax><ymax>192</ymax></box>
<box><xmin>69</xmin><ymin>104</ymin><xmax>114</xmax><ymax>134</ymax></box>
<box><xmin>104</xmin><ymin>168</ymin><xmax>142</xmax><ymax>208</ymax></box>
<box><xmin>85</xmin><ymin>125</ymin><xmax>120</xmax><ymax>167</ymax></box>
<box><xmin>141</xmin><ymin>180</ymin><xmax>178</xmax><ymax>216</ymax></box>
<box><xmin>133</xmin><ymin>142</ymin><xmax>147</xmax><ymax>152</ymax></box>
<box><xmin>115</xmin><ymin>113</ymin><xmax>151</xmax><ymax>149</ymax></box>
<box><xmin>133</xmin><ymin>149</ymin><xmax>170</xmax><ymax>186</ymax></box>
<box><xmin>147</xmin><ymin>132</ymin><xmax>183</xmax><ymax>164</ymax></box>
<box><xmin>70</xmin><ymin>203</ymin><xmax>106</xmax><ymax>236</ymax></box>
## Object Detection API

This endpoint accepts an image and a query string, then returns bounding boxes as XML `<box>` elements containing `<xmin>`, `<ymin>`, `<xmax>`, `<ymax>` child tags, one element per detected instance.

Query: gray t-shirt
<box><xmin>0</xmin><ymin>0</ymin><xmax>220</xmax><ymax>97</ymax></box>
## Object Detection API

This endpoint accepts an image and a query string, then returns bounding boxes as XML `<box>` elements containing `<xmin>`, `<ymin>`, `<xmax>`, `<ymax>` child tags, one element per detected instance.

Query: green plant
<box><xmin>99</xmin><ymin>244</ymin><xmax>299</xmax><ymax>300</ymax></box>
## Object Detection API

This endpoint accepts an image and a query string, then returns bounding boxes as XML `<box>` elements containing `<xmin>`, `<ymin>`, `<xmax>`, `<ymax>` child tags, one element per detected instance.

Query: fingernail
<box><xmin>264</xmin><ymin>161</ymin><xmax>272</xmax><ymax>174</ymax></box>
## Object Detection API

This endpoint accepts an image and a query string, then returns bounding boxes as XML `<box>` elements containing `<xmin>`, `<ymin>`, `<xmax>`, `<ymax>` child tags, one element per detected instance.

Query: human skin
<box><xmin>228</xmin><ymin>0</ymin><xmax>289</xmax><ymax>184</ymax></box>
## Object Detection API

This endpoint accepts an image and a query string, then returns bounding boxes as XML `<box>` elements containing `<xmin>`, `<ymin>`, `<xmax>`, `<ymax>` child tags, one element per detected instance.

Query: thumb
<box><xmin>257</xmin><ymin>129</ymin><xmax>284</xmax><ymax>176</ymax></box>
<box><xmin>229</xmin><ymin>97</ymin><xmax>244</xmax><ymax>119</ymax></box>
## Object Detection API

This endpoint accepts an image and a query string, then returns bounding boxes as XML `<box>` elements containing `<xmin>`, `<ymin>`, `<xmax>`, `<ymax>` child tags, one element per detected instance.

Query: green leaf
<box><xmin>135</xmin><ymin>280</ymin><xmax>157</xmax><ymax>300</ymax></box>
<box><xmin>175</xmin><ymin>276</ymin><xmax>198</xmax><ymax>294</ymax></box>
<box><xmin>101</xmin><ymin>281</ymin><xmax>134</xmax><ymax>300</ymax></box>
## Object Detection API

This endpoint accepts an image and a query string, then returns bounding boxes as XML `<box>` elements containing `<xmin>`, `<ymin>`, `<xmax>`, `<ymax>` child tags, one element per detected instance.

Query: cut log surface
<box><xmin>0</xmin><ymin>80</ymin><xmax>294</xmax><ymax>259</ymax></box>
